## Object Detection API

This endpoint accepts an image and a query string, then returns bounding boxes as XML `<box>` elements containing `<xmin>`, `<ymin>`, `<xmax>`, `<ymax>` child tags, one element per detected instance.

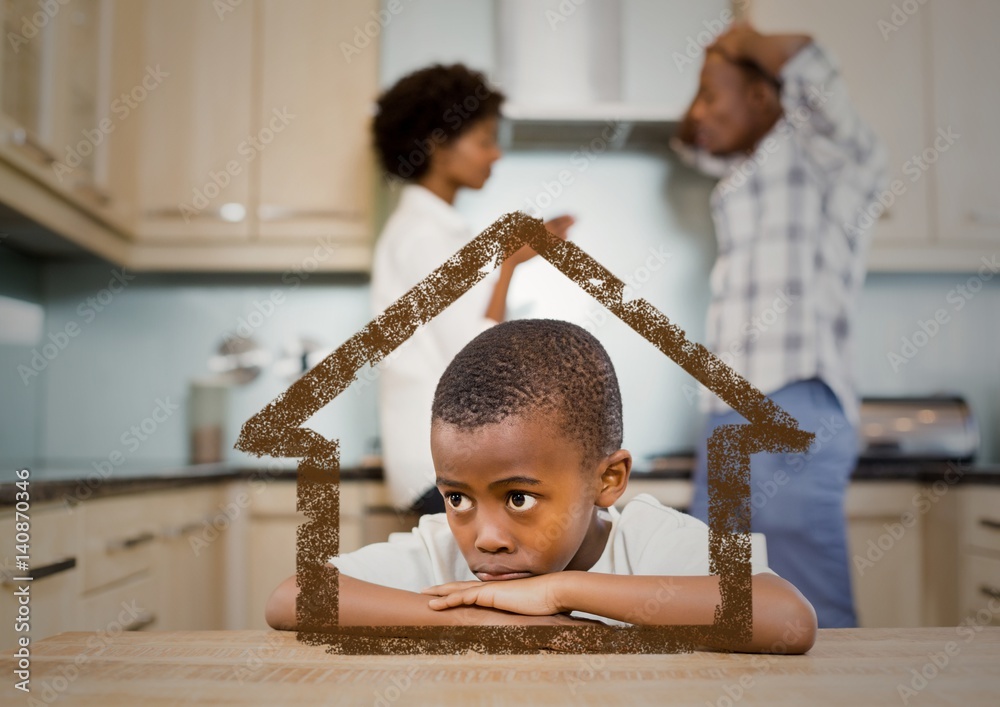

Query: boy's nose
<box><xmin>474</xmin><ymin>517</ymin><xmax>514</xmax><ymax>554</ymax></box>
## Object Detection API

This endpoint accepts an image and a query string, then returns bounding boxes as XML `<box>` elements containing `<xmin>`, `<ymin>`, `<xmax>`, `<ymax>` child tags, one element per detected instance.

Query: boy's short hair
<box><xmin>431</xmin><ymin>319</ymin><xmax>624</xmax><ymax>468</ymax></box>
<box><xmin>372</xmin><ymin>63</ymin><xmax>505</xmax><ymax>181</ymax></box>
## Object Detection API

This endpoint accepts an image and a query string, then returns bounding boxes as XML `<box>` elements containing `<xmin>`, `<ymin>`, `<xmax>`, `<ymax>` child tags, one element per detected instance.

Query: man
<box><xmin>673</xmin><ymin>23</ymin><xmax>888</xmax><ymax>628</ymax></box>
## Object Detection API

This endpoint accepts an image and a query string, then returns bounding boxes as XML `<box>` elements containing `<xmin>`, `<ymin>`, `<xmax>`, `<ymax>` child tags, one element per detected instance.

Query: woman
<box><xmin>370</xmin><ymin>64</ymin><xmax>573</xmax><ymax>516</ymax></box>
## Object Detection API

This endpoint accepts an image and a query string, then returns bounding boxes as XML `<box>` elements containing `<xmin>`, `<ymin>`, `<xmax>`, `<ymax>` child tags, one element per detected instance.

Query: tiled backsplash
<box><xmin>2</xmin><ymin>152</ymin><xmax>998</xmax><ymax>474</ymax></box>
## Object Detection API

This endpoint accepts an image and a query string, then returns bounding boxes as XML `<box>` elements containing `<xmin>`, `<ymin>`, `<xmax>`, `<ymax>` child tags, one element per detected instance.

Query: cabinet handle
<box><xmin>7</xmin><ymin>127</ymin><xmax>58</xmax><ymax>166</ymax></box>
<box><xmin>980</xmin><ymin>585</ymin><xmax>1000</xmax><ymax>602</ymax></box>
<box><xmin>106</xmin><ymin>531</ymin><xmax>157</xmax><ymax>552</ymax></box>
<box><xmin>257</xmin><ymin>205</ymin><xmax>360</xmax><ymax>222</ymax></box>
<box><xmin>162</xmin><ymin>517</ymin><xmax>213</xmax><ymax>539</ymax></box>
<box><xmin>124</xmin><ymin>610</ymin><xmax>157</xmax><ymax>632</ymax></box>
<box><xmin>1</xmin><ymin>557</ymin><xmax>76</xmax><ymax>586</ymax></box>
<box><xmin>143</xmin><ymin>207</ymin><xmax>244</xmax><ymax>222</ymax></box>
<box><xmin>979</xmin><ymin>518</ymin><xmax>1000</xmax><ymax>532</ymax></box>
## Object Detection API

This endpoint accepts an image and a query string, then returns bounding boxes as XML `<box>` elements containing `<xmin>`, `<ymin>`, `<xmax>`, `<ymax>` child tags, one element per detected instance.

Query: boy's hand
<box><xmin>421</xmin><ymin>573</ymin><xmax>567</xmax><ymax>616</ymax></box>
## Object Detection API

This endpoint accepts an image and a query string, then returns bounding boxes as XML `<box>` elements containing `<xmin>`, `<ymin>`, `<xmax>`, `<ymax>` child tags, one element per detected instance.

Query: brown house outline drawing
<box><xmin>236</xmin><ymin>211</ymin><xmax>814</xmax><ymax>655</ymax></box>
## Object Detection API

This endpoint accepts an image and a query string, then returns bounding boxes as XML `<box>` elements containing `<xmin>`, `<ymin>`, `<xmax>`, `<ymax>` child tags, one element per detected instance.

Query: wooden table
<box><xmin>3</xmin><ymin>628</ymin><xmax>999</xmax><ymax>705</ymax></box>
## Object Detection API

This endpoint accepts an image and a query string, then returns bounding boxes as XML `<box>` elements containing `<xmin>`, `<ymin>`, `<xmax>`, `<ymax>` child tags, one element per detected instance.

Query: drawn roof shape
<box><xmin>235</xmin><ymin>211</ymin><xmax>814</xmax><ymax>654</ymax></box>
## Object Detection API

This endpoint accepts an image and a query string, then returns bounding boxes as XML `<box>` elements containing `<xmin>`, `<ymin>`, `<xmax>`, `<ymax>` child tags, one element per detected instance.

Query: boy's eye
<box><xmin>506</xmin><ymin>492</ymin><xmax>537</xmax><ymax>512</ymax></box>
<box><xmin>446</xmin><ymin>493</ymin><xmax>472</xmax><ymax>511</ymax></box>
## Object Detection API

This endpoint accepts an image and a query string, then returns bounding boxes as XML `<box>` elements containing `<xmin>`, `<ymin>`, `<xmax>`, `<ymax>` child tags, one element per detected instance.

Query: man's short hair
<box><xmin>431</xmin><ymin>319</ymin><xmax>624</xmax><ymax>468</ymax></box>
<box><xmin>372</xmin><ymin>63</ymin><xmax>505</xmax><ymax>181</ymax></box>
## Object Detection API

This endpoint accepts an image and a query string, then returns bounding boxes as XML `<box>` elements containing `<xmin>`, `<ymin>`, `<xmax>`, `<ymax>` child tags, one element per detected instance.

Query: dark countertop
<box><xmin>2</xmin><ymin>458</ymin><xmax>998</xmax><ymax>507</ymax></box>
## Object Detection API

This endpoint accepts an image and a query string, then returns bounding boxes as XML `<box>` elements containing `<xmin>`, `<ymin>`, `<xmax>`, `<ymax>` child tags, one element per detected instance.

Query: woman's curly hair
<box><xmin>372</xmin><ymin>63</ymin><xmax>504</xmax><ymax>181</ymax></box>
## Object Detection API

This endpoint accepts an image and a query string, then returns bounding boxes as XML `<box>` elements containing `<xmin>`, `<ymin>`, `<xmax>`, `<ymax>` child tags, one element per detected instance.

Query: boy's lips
<box><xmin>473</xmin><ymin>566</ymin><xmax>533</xmax><ymax>581</ymax></box>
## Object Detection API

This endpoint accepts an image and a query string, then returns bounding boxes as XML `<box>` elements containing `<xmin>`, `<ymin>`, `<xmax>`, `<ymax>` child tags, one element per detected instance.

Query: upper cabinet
<box><xmin>0</xmin><ymin>0</ymin><xmax>134</xmax><ymax>245</ymax></box>
<box><xmin>132</xmin><ymin>0</ymin><xmax>377</xmax><ymax>270</ymax></box>
<box><xmin>136</xmin><ymin>0</ymin><xmax>256</xmax><ymax>241</ymax></box>
<box><xmin>928</xmin><ymin>0</ymin><xmax>1000</xmax><ymax>247</ymax></box>
<box><xmin>0</xmin><ymin>0</ymin><xmax>378</xmax><ymax>272</ymax></box>
<box><xmin>748</xmin><ymin>0</ymin><xmax>997</xmax><ymax>271</ymax></box>
<box><xmin>255</xmin><ymin>0</ymin><xmax>376</xmax><ymax>244</ymax></box>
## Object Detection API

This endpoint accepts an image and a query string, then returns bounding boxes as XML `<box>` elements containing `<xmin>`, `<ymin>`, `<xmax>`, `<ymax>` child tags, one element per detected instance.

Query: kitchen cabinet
<box><xmin>845</xmin><ymin>482</ymin><xmax>925</xmax><ymax>628</ymax></box>
<box><xmin>244</xmin><ymin>479</ymin><xmax>415</xmax><ymax>630</ymax></box>
<box><xmin>0</xmin><ymin>0</ymin><xmax>138</xmax><ymax>250</ymax></box>
<box><xmin>0</xmin><ymin>484</ymin><xmax>230</xmax><ymax>651</ymax></box>
<box><xmin>958</xmin><ymin>486</ymin><xmax>1000</xmax><ymax>627</ymax></box>
<box><xmin>135</xmin><ymin>0</ymin><xmax>256</xmax><ymax>241</ymax></box>
<box><xmin>254</xmin><ymin>0</ymin><xmax>376</xmax><ymax>244</ymax></box>
<box><xmin>0</xmin><ymin>501</ymin><xmax>82</xmax><ymax>652</ymax></box>
<box><xmin>0</xmin><ymin>0</ymin><xmax>378</xmax><ymax>272</ymax></box>
<box><xmin>128</xmin><ymin>0</ymin><xmax>377</xmax><ymax>270</ymax></box>
<box><xmin>156</xmin><ymin>486</ymin><xmax>227</xmax><ymax>631</ymax></box>
<box><xmin>747</xmin><ymin>0</ymin><xmax>997</xmax><ymax>271</ymax></box>
<box><xmin>928</xmin><ymin>0</ymin><xmax>1000</xmax><ymax>247</ymax></box>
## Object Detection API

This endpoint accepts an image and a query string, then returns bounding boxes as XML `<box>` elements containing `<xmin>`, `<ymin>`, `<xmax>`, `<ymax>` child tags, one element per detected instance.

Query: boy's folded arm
<box><xmin>555</xmin><ymin>571</ymin><xmax>818</xmax><ymax>654</ymax></box>
<box><xmin>265</xmin><ymin>567</ymin><xmax>576</xmax><ymax>630</ymax></box>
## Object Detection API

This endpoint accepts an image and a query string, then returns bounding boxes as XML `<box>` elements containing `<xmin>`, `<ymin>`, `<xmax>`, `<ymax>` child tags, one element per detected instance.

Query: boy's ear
<box><xmin>594</xmin><ymin>449</ymin><xmax>631</xmax><ymax>508</ymax></box>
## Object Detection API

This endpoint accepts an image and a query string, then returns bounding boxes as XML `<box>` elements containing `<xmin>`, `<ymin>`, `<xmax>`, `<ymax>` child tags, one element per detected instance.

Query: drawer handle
<box><xmin>124</xmin><ymin>610</ymin><xmax>157</xmax><ymax>632</ymax></box>
<box><xmin>979</xmin><ymin>518</ymin><xmax>1000</xmax><ymax>532</ymax></box>
<box><xmin>980</xmin><ymin>585</ymin><xmax>1000</xmax><ymax>601</ymax></box>
<box><xmin>107</xmin><ymin>531</ymin><xmax>157</xmax><ymax>552</ymax></box>
<box><xmin>1</xmin><ymin>557</ymin><xmax>76</xmax><ymax>586</ymax></box>
<box><xmin>162</xmin><ymin>518</ymin><xmax>212</xmax><ymax>539</ymax></box>
<box><xmin>258</xmin><ymin>205</ymin><xmax>360</xmax><ymax>222</ymax></box>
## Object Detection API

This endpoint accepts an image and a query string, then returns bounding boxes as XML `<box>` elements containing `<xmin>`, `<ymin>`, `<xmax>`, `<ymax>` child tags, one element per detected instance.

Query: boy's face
<box><xmin>430</xmin><ymin>414</ymin><xmax>629</xmax><ymax>581</ymax></box>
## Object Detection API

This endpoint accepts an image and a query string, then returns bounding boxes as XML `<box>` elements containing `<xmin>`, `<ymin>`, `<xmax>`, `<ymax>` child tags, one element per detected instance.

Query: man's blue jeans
<box><xmin>688</xmin><ymin>378</ymin><xmax>859</xmax><ymax>628</ymax></box>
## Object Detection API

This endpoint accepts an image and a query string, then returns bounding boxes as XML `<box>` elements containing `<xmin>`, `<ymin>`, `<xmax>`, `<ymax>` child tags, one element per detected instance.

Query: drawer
<box><xmin>81</xmin><ymin>494</ymin><xmax>163</xmax><ymax>593</ymax></box>
<box><xmin>961</xmin><ymin>488</ymin><xmax>1000</xmax><ymax>554</ymax></box>
<box><xmin>79</xmin><ymin>571</ymin><xmax>158</xmax><ymax>633</ymax></box>
<box><xmin>959</xmin><ymin>553</ymin><xmax>1000</xmax><ymax>627</ymax></box>
<box><xmin>158</xmin><ymin>486</ymin><xmax>225</xmax><ymax>537</ymax></box>
<box><xmin>0</xmin><ymin>563</ymin><xmax>81</xmax><ymax>650</ymax></box>
<box><xmin>1</xmin><ymin>501</ymin><xmax>80</xmax><ymax>570</ymax></box>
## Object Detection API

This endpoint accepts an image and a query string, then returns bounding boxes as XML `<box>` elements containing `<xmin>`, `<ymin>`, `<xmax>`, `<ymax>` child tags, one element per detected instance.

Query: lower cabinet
<box><xmin>845</xmin><ymin>482</ymin><xmax>926</xmax><ymax>628</ymax></box>
<box><xmin>0</xmin><ymin>483</ymin><xmax>229</xmax><ymax>651</ymax></box>
<box><xmin>0</xmin><ymin>502</ymin><xmax>82</xmax><ymax>651</ymax></box>
<box><xmin>243</xmin><ymin>479</ymin><xmax>418</xmax><ymax>630</ymax></box>
<box><xmin>958</xmin><ymin>487</ymin><xmax>1000</xmax><ymax>628</ymax></box>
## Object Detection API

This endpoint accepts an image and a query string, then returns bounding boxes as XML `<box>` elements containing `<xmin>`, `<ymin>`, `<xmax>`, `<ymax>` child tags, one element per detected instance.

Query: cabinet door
<box><xmin>929</xmin><ymin>0</ymin><xmax>1000</xmax><ymax>246</ymax></box>
<box><xmin>0</xmin><ymin>502</ymin><xmax>82</xmax><ymax>651</ymax></box>
<box><xmin>157</xmin><ymin>486</ymin><xmax>226</xmax><ymax>631</ymax></box>
<box><xmin>137</xmin><ymin>0</ymin><xmax>254</xmax><ymax>240</ymax></box>
<box><xmin>845</xmin><ymin>483</ymin><xmax>924</xmax><ymax>628</ymax></box>
<box><xmin>748</xmin><ymin>0</ymin><xmax>932</xmax><ymax>248</ymax></box>
<box><xmin>255</xmin><ymin>0</ymin><xmax>376</xmax><ymax>246</ymax></box>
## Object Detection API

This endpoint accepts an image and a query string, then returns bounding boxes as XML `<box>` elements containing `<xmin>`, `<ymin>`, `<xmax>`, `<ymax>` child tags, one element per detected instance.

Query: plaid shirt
<box><xmin>672</xmin><ymin>42</ymin><xmax>888</xmax><ymax>426</ymax></box>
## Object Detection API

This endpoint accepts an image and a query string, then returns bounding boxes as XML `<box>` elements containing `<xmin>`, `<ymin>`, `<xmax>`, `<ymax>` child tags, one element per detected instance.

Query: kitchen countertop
<box><xmin>2</xmin><ymin>458</ymin><xmax>999</xmax><ymax>507</ymax></box>
<box><xmin>2</xmin><ymin>628</ymin><xmax>998</xmax><ymax>705</ymax></box>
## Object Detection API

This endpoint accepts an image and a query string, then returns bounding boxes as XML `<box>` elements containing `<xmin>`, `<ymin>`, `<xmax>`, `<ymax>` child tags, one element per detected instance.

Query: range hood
<box><xmin>494</xmin><ymin>0</ymin><xmax>700</xmax><ymax>150</ymax></box>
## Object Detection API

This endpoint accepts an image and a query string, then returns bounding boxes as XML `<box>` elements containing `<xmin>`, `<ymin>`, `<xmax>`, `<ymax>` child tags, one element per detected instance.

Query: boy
<box><xmin>266</xmin><ymin>319</ymin><xmax>817</xmax><ymax>653</ymax></box>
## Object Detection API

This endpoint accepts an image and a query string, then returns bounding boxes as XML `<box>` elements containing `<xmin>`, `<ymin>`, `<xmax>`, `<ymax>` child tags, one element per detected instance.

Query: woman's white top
<box><xmin>370</xmin><ymin>184</ymin><xmax>499</xmax><ymax>509</ymax></box>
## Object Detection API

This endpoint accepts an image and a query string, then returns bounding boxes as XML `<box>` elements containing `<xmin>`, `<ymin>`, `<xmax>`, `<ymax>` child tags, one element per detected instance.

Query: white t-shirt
<box><xmin>370</xmin><ymin>184</ymin><xmax>500</xmax><ymax>509</ymax></box>
<box><xmin>328</xmin><ymin>493</ymin><xmax>776</xmax><ymax>626</ymax></box>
